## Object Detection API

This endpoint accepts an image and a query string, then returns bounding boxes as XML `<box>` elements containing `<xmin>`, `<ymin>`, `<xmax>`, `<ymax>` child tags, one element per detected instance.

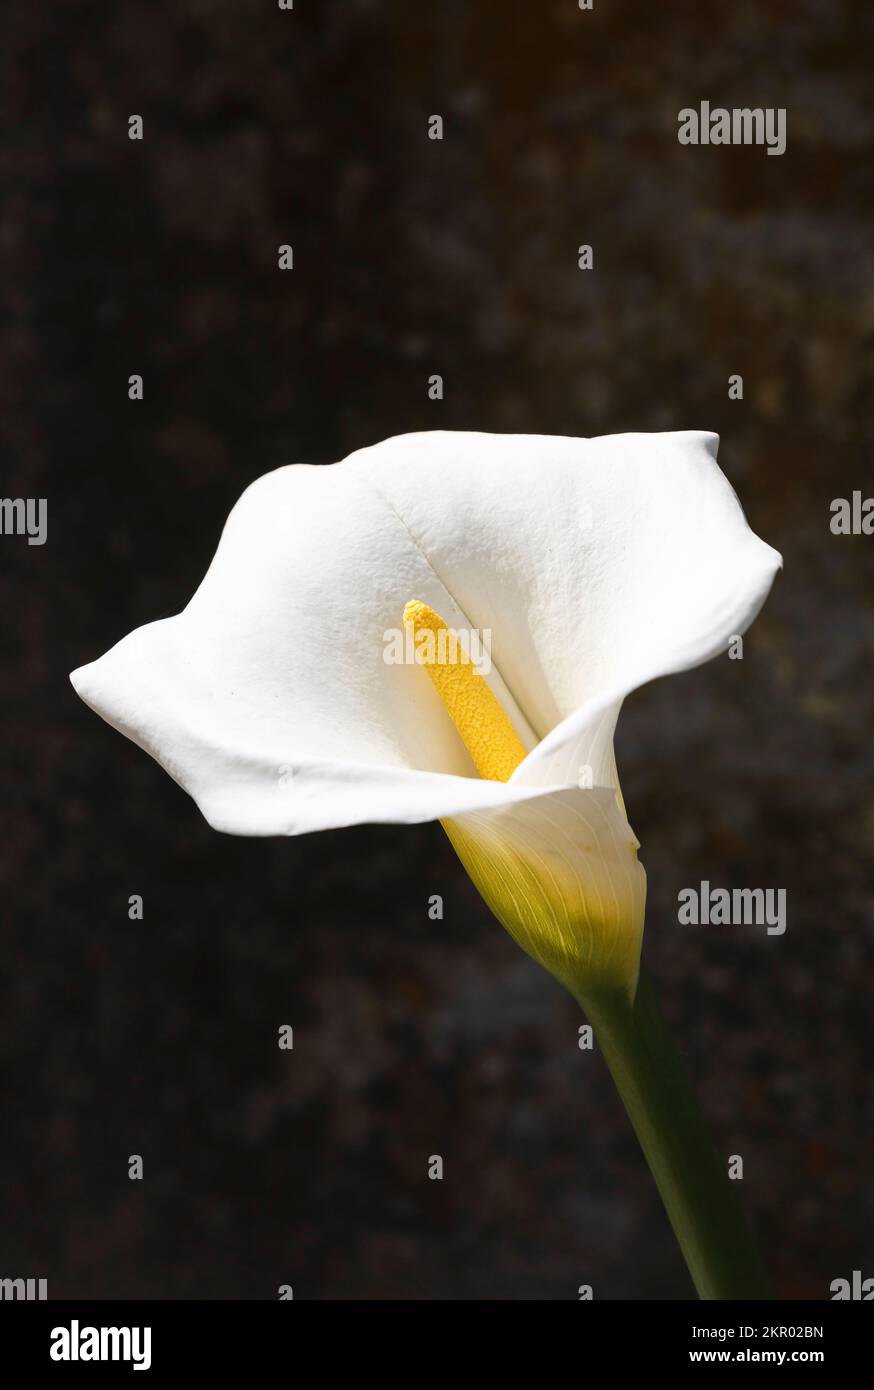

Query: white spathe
<box><xmin>70</xmin><ymin>431</ymin><xmax>780</xmax><ymax>997</ymax></box>
<box><xmin>71</xmin><ymin>430</ymin><xmax>780</xmax><ymax>836</ymax></box>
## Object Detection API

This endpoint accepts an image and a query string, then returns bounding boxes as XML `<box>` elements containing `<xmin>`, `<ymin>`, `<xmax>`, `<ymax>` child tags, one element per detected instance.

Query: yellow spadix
<box><xmin>402</xmin><ymin>600</ymin><xmax>527</xmax><ymax>782</ymax></box>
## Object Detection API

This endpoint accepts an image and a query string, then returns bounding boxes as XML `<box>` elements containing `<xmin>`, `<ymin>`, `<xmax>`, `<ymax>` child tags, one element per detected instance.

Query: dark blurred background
<box><xmin>1</xmin><ymin>0</ymin><xmax>872</xmax><ymax>1299</ymax></box>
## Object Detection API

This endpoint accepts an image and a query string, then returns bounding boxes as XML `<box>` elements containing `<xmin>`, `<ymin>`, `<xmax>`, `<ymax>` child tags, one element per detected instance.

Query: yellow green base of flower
<box><xmin>442</xmin><ymin>808</ymin><xmax>646</xmax><ymax>1003</ymax></box>
<box><xmin>445</xmin><ymin>816</ymin><xmax>772</xmax><ymax>1299</ymax></box>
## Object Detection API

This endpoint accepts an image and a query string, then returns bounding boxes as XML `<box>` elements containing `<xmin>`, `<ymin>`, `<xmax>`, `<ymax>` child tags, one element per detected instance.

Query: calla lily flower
<box><xmin>71</xmin><ymin>429</ymin><xmax>779</xmax><ymax>1004</ymax></box>
<box><xmin>71</xmin><ymin>429</ymin><xmax>782</xmax><ymax>1299</ymax></box>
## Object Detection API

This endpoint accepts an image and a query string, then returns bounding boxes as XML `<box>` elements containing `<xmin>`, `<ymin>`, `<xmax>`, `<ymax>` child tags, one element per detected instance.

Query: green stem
<box><xmin>578</xmin><ymin>968</ymin><xmax>773</xmax><ymax>1300</ymax></box>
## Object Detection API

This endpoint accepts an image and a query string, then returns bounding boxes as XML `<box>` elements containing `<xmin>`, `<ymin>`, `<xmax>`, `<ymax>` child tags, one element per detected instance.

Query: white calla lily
<box><xmin>71</xmin><ymin>428</ymin><xmax>782</xmax><ymax>1299</ymax></box>
<box><xmin>71</xmin><ymin>429</ymin><xmax>779</xmax><ymax>1002</ymax></box>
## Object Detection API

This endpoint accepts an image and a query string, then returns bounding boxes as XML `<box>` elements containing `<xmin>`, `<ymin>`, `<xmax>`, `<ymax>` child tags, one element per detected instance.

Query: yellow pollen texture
<box><xmin>403</xmin><ymin>599</ymin><xmax>527</xmax><ymax>782</ymax></box>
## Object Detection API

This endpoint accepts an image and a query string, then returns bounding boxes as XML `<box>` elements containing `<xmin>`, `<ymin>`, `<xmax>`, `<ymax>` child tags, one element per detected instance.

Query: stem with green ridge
<box><xmin>579</xmin><ymin>968</ymin><xmax>773</xmax><ymax>1300</ymax></box>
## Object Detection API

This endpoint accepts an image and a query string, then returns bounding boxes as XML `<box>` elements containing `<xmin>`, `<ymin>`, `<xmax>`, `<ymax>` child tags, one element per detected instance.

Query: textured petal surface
<box><xmin>71</xmin><ymin>430</ymin><xmax>781</xmax><ymax>837</ymax></box>
<box><xmin>348</xmin><ymin>430</ymin><xmax>781</xmax><ymax>793</ymax></box>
